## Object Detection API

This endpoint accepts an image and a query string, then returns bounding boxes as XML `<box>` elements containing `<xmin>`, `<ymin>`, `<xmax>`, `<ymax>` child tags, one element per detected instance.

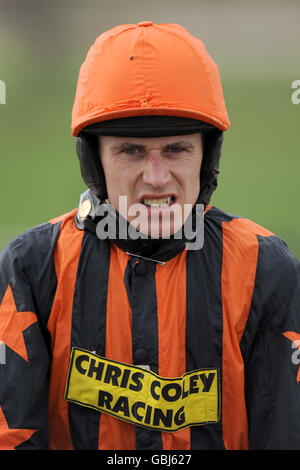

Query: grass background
<box><xmin>0</xmin><ymin>0</ymin><xmax>299</xmax><ymax>258</ymax></box>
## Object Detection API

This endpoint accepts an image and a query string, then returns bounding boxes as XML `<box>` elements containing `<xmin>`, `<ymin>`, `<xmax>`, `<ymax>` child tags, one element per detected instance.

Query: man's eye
<box><xmin>166</xmin><ymin>146</ymin><xmax>186</xmax><ymax>153</ymax></box>
<box><xmin>122</xmin><ymin>147</ymin><xmax>142</xmax><ymax>155</ymax></box>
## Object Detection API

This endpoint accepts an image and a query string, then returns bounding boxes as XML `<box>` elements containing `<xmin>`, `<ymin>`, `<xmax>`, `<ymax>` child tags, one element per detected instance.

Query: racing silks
<box><xmin>0</xmin><ymin>204</ymin><xmax>300</xmax><ymax>450</ymax></box>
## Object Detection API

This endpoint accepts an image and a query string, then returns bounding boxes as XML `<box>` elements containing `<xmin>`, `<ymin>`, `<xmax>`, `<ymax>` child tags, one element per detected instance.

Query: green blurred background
<box><xmin>0</xmin><ymin>0</ymin><xmax>299</xmax><ymax>258</ymax></box>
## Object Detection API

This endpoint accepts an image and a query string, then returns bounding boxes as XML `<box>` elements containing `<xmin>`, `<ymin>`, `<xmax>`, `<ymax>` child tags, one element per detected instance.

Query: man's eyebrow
<box><xmin>111</xmin><ymin>141</ymin><xmax>195</xmax><ymax>151</ymax></box>
<box><xmin>111</xmin><ymin>143</ymin><xmax>146</xmax><ymax>152</ymax></box>
<box><xmin>163</xmin><ymin>141</ymin><xmax>194</xmax><ymax>149</ymax></box>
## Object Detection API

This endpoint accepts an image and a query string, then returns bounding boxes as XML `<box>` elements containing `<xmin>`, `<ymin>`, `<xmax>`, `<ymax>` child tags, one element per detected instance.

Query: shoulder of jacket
<box><xmin>205</xmin><ymin>205</ymin><xmax>292</xmax><ymax>260</ymax></box>
<box><xmin>207</xmin><ymin>206</ymin><xmax>274</xmax><ymax>237</ymax></box>
<box><xmin>1</xmin><ymin>208</ymin><xmax>79</xmax><ymax>264</ymax></box>
<box><xmin>209</xmin><ymin>207</ymin><xmax>299</xmax><ymax>274</ymax></box>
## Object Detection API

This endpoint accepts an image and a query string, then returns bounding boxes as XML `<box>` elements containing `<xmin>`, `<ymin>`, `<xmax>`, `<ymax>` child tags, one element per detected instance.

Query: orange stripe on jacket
<box><xmin>47</xmin><ymin>210</ymin><xmax>84</xmax><ymax>450</ymax></box>
<box><xmin>156</xmin><ymin>249</ymin><xmax>190</xmax><ymax>450</ymax></box>
<box><xmin>221</xmin><ymin>217</ymin><xmax>273</xmax><ymax>450</ymax></box>
<box><xmin>98</xmin><ymin>243</ymin><xmax>135</xmax><ymax>450</ymax></box>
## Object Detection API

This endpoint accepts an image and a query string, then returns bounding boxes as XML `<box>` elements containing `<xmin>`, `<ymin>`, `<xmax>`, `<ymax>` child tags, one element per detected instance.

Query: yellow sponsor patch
<box><xmin>65</xmin><ymin>347</ymin><xmax>220</xmax><ymax>432</ymax></box>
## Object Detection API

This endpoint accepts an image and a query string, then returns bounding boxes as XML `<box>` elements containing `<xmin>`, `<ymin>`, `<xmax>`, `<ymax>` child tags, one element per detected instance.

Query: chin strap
<box><xmin>199</xmin><ymin>169</ymin><xmax>220</xmax><ymax>206</ymax></box>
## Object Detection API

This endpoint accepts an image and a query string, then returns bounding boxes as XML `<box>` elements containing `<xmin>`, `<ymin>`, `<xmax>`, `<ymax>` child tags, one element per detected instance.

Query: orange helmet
<box><xmin>72</xmin><ymin>22</ymin><xmax>230</xmax><ymax>204</ymax></box>
<box><xmin>72</xmin><ymin>21</ymin><xmax>229</xmax><ymax>136</ymax></box>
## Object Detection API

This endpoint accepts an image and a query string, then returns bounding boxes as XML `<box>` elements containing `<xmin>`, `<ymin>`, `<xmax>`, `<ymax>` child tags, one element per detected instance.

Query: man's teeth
<box><xmin>143</xmin><ymin>196</ymin><xmax>173</xmax><ymax>207</ymax></box>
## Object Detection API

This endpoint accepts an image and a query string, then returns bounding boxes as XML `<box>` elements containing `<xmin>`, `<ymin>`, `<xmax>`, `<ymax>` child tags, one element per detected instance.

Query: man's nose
<box><xmin>142</xmin><ymin>154</ymin><xmax>172</xmax><ymax>187</ymax></box>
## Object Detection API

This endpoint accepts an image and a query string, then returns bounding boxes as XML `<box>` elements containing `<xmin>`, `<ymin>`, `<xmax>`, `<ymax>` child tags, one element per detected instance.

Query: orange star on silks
<box><xmin>0</xmin><ymin>285</ymin><xmax>37</xmax><ymax>362</ymax></box>
<box><xmin>283</xmin><ymin>331</ymin><xmax>300</xmax><ymax>383</ymax></box>
<box><xmin>0</xmin><ymin>406</ymin><xmax>36</xmax><ymax>450</ymax></box>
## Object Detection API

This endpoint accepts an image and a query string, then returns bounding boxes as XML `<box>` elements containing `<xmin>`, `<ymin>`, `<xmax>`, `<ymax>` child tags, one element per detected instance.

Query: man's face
<box><xmin>99</xmin><ymin>133</ymin><xmax>203</xmax><ymax>237</ymax></box>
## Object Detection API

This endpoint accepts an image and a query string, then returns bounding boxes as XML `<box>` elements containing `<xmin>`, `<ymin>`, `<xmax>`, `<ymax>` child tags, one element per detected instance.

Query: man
<box><xmin>0</xmin><ymin>21</ymin><xmax>299</xmax><ymax>451</ymax></box>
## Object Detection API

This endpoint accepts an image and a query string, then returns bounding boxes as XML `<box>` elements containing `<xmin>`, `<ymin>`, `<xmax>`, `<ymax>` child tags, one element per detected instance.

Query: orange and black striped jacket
<box><xmin>0</xmin><ymin>202</ymin><xmax>299</xmax><ymax>450</ymax></box>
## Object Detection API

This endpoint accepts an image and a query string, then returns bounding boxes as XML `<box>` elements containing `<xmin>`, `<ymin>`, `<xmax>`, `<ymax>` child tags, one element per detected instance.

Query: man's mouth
<box><xmin>141</xmin><ymin>196</ymin><xmax>176</xmax><ymax>208</ymax></box>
